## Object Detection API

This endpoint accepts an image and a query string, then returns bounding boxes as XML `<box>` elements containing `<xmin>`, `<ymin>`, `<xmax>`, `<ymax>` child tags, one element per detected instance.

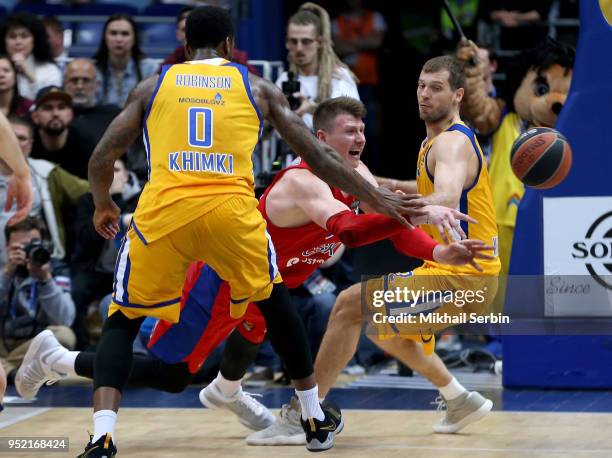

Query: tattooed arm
<box><xmin>88</xmin><ymin>75</ymin><xmax>158</xmax><ymax>239</ymax></box>
<box><xmin>249</xmin><ymin>73</ymin><xmax>426</xmax><ymax>226</ymax></box>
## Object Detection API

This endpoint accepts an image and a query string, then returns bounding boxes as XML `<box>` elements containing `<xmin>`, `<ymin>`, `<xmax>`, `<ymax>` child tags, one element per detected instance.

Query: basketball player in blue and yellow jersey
<box><xmin>82</xmin><ymin>6</ymin><xmax>427</xmax><ymax>456</ymax></box>
<box><xmin>313</xmin><ymin>56</ymin><xmax>501</xmax><ymax>436</ymax></box>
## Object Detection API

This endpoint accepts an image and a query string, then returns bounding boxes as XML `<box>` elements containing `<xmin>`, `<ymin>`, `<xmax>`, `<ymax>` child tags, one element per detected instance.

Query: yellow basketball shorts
<box><xmin>109</xmin><ymin>195</ymin><xmax>282</xmax><ymax>323</ymax></box>
<box><xmin>364</xmin><ymin>264</ymin><xmax>498</xmax><ymax>339</ymax></box>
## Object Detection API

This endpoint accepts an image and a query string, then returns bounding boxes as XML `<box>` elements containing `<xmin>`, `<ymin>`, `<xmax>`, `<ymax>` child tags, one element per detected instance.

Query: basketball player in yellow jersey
<box><xmin>82</xmin><ymin>7</ymin><xmax>427</xmax><ymax>456</ymax></box>
<box><xmin>311</xmin><ymin>56</ymin><xmax>501</xmax><ymax>436</ymax></box>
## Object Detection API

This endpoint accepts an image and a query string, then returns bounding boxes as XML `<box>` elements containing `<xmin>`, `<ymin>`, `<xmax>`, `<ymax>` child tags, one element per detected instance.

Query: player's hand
<box><xmin>93</xmin><ymin>199</ymin><xmax>121</xmax><ymax>240</ymax></box>
<box><xmin>5</xmin><ymin>173</ymin><xmax>32</xmax><ymax>226</ymax></box>
<box><xmin>419</xmin><ymin>205</ymin><xmax>477</xmax><ymax>242</ymax></box>
<box><xmin>370</xmin><ymin>186</ymin><xmax>428</xmax><ymax>228</ymax></box>
<box><xmin>433</xmin><ymin>239</ymin><xmax>496</xmax><ymax>272</ymax></box>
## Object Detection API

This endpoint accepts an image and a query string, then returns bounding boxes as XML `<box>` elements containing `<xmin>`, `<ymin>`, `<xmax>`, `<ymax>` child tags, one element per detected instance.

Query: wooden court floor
<box><xmin>2</xmin><ymin>407</ymin><xmax>612</xmax><ymax>457</ymax></box>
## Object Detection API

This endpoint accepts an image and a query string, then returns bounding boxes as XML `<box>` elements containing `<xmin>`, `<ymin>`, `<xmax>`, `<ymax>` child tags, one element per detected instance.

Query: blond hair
<box><xmin>288</xmin><ymin>2</ymin><xmax>357</xmax><ymax>103</ymax></box>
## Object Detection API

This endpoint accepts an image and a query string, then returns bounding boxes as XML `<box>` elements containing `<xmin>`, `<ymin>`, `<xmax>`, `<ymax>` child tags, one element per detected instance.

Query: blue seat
<box><xmin>71</xmin><ymin>3</ymin><xmax>139</xmax><ymax>53</ymax></box>
<box><xmin>0</xmin><ymin>0</ymin><xmax>16</xmax><ymax>12</ymax></box>
<box><xmin>73</xmin><ymin>22</ymin><xmax>104</xmax><ymax>48</ymax></box>
<box><xmin>142</xmin><ymin>3</ymin><xmax>189</xmax><ymax>17</ymax></box>
<box><xmin>140</xmin><ymin>22</ymin><xmax>177</xmax><ymax>48</ymax></box>
<box><xmin>75</xmin><ymin>4</ymin><xmax>139</xmax><ymax>16</ymax></box>
<box><xmin>96</xmin><ymin>0</ymin><xmax>147</xmax><ymax>13</ymax></box>
<box><xmin>13</xmin><ymin>3</ymin><xmax>72</xmax><ymax>15</ymax></box>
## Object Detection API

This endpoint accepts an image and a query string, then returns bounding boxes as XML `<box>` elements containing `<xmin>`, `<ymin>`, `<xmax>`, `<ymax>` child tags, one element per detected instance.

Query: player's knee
<box><xmin>164</xmin><ymin>377</ymin><xmax>190</xmax><ymax>393</ymax></box>
<box><xmin>330</xmin><ymin>288</ymin><xmax>361</xmax><ymax>326</ymax></box>
<box><xmin>163</xmin><ymin>363</ymin><xmax>194</xmax><ymax>393</ymax></box>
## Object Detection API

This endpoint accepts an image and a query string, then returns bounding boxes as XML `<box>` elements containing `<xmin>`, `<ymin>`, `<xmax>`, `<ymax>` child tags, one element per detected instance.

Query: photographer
<box><xmin>276</xmin><ymin>2</ymin><xmax>360</xmax><ymax>130</ymax></box>
<box><xmin>0</xmin><ymin>216</ymin><xmax>75</xmax><ymax>377</ymax></box>
<box><xmin>0</xmin><ymin>115</ymin><xmax>89</xmax><ymax>270</ymax></box>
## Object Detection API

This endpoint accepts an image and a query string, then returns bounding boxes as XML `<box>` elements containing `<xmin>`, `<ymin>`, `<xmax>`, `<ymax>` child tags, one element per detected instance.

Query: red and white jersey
<box><xmin>258</xmin><ymin>158</ymin><xmax>358</xmax><ymax>288</ymax></box>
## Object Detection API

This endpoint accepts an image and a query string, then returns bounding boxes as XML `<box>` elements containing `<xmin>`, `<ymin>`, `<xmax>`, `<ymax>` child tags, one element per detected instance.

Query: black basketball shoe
<box><xmin>77</xmin><ymin>433</ymin><xmax>117</xmax><ymax>457</ymax></box>
<box><xmin>300</xmin><ymin>400</ymin><xmax>344</xmax><ymax>452</ymax></box>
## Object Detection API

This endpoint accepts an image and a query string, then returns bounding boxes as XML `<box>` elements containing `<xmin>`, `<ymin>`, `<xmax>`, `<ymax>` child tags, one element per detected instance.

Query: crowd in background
<box><xmin>0</xmin><ymin>0</ymin><xmax>580</xmax><ymax>384</ymax></box>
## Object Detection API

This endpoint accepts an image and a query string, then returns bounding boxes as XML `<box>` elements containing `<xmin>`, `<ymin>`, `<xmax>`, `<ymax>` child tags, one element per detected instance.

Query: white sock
<box><xmin>214</xmin><ymin>372</ymin><xmax>242</xmax><ymax>398</ymax></box>
<box><xmin>92</xmin><ymin>410</ymin><xmax>117</xmax><ymax>442</ymax></box>
<box><xmin>49</xmin><ymin>351</ymin><xmax>78</xmax><ymax>376</ymax></box>
<box><xmin>438</xmin><ymin>377</ymin><xmax>466</xmax><ymax>401</ymax></box>
<box><xmin>296</xmin><ymin>385</ymin><xmax>325</xmax><ymax>421</ymax></box>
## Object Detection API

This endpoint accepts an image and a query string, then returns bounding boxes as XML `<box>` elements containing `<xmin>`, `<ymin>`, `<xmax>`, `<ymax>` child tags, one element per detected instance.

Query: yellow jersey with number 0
<box><xmin>133</xmin><ymin>58</ymin><xmax>262</xmax><ymax>244</ymax></box>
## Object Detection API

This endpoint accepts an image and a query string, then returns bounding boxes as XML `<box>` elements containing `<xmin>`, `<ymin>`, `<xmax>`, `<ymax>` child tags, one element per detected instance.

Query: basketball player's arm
<box><xmin>425</xmin><ymin>132</ymin><xmax>471</xmax><ymax>209</ymax></box>
<box><xmin>88</xmin><ymin>75</ymin><xmax>158</xmax><ymax>239</ymax></box>
<box><xmin>375</xmin><ymin>176</ymin><xmax>418</xmax><ymax>195</ymax></box>
<box><xmin>361</xmin><ymin>161</ymin><xmax>473</xmax><ymax>239</ymax></box>
<box><xmin>286</xmin><ymin>169</ymin><xmax>435</xmax><ymax>259</ymax></box>
<box><xmin>0</xmin><ymin>111</ymin><xmax>32</xmax><ymax>225</ymax></box>
<box><xmin>250</xmin><ymin>74</ymin><xmax>427</xmax><ymax>227</ymax></box>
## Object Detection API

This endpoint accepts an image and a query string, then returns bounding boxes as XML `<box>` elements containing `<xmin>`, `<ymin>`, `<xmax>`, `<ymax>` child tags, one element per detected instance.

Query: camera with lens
<box><xmin>23</xmin><ymin>240</ymin><xmax>52</xmax><ymax>267</ymax></box>
<box><xmin>281</xmin><ymin>71</ymin><xmax>301</xmax><ymax>111</ymax></box>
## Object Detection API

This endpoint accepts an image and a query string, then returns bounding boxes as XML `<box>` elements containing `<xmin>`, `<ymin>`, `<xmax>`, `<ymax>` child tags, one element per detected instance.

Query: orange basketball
<box><xmin>510</xmin><ymin>127</ymin><xmax>573</xmax><ymax>189</ymax></box>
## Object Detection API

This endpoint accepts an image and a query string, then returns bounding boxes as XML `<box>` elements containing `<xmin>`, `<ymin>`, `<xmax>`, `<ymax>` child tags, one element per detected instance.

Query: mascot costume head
<box><xmin>457</xmin><ymin>38</ymin><xmax>575</xmax><ymax>275</ymax></box>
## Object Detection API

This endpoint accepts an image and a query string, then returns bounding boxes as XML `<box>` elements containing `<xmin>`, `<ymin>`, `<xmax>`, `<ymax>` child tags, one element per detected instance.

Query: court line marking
<box><xmin>0</xmin><ymin>407</ymin><xmax>51</xmax><ymax>429</ymax></box>
<box><xmin>346</xmin><ymin>444</ymin><xmax>612</xmax><ymax>454</ymax></box>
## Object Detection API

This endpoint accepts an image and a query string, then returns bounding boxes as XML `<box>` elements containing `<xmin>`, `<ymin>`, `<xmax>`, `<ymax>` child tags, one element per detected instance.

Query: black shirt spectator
<box><xmin>29</xmin><ymin>86</ymin><xmax>97</xmax><ymax>179</ymax></box>
<box><xmin>481</xmin><ymin>0</ymin><xmax>553</xmax><ymax>49</ymax></box>
<box><xmin>64</xmin><ymin>58</ymin><xmax>121</xmax><ymax>145</ymax></box>
<box><xmin>71</xmin><ymin>158</ymin><xmax>140</xmax><ymax>349</ymax></box>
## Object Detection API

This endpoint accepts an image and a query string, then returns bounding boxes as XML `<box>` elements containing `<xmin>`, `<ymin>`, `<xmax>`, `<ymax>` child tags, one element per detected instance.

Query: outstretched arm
<box><xmin>375</xmin><ymin>175</ymin><xmax>417</xmax><ymax>195</ymax></box>
<box><xmin>250</xmin><ymin>74</ymin><xmax>426</xmax><ymax>226</ymax></box>
<box><xmin>423</xmin><ymin>132</ymin><xmax>470</xmax><ymax>209</ymax></box>
<box><xmin>286</xmin><ymin>169</ymin><xmax>432</xmax><ymax>252</ymax></box>
<box><xmin>88</xmin><ymin>75</ymin><xmax>158</xmax><ymax>239</ymax></box>
<box><xmin>0</xmin><ymin>111</ymin><xmax>32</xmax><ymax>225</ymax></box>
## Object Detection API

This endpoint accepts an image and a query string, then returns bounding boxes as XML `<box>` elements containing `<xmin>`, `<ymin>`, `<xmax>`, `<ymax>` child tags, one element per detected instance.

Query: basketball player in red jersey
<box><xmin>16</xmin><ymin>97</ymin><xmax>492</xmax><ymax>446</ymax></box>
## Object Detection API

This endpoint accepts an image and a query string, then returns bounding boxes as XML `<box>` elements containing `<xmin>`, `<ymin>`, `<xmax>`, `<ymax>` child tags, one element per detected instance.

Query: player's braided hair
<box><xmin>288</xmin><ymin>2</ymin><xmax>357</xmax><ymax>103</ymax></box>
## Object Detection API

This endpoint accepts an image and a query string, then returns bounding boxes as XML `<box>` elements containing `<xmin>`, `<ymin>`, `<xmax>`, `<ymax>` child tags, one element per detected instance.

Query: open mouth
<box><xmin>348</xmin><ymin>150</ymin><xmax>361</xmax><ymax>157</ymax></box>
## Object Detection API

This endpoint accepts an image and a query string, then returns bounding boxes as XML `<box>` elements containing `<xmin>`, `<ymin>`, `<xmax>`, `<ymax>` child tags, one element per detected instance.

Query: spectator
<box><xmin>42</xmin><ymin>16</ymin><xmax>68</xmax><ymax>73</ymax></box>
<box><xmin>439</xmin><ymin>0</ymin><xmax>480</xmax><ymax>44</ymax></box>
<box><xmin>333</xmin><ymin>0</ymin><xmax>386</xmax><ymax>88</ymax></box>
<box><xmin>0</xmin><ymin>115</ymin><xmax>88</xmax><ymax>267</ymax></box>
<box><xmin>276</xmin><ymin>2</ymin><xmax>359</xmax><ymax>130</ymax></box>
<box><xmin>30</xmin><ymin>85</ymin><xmax>97</xmax><ymax>179</ymax></box>
<box><xmin>0</xmin><ymin>216</ymin><xmax>76</xmax><ymax>378</ymax></box>
<box><xmin>482</xmin><ymin>0</ymin><xmax>553</xmax><ymax>49</ymax></box>
<box><xmin>0</xmin><ymin>54</ymin><xmax>32</xmax><ymax>117</ymax></box>
<box><xmin>0</xmin><ymin>13</ymin><xmax>62</xmax><ymax>100</ymax></box>
<box><xmin>71</xmin><ymin>157</ymin><xmax>140</xmax><ymax>349</ymax></box>
<box><xmin>64</xmin><ymin>58</ymin><xmax>120</xmax><ymax>145</ymax></box>
<box><xmin>160</xmin><ymin>6</ymin><xmax>194</xmax><ymax>67</ymax></box>
<box><xmin>160</xmin><ymin>6</ymin><xmax>257</xmax><ymax>74</ymax></box>
<box><xmin>93</xmin><ymin>14</ymin><xmax>158</xmax><ymax>107</ymax></box>
<box><xmin>332</xmin><ymin>0</ymin><xmax>386</xmax><ymax>171</ymax></box>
